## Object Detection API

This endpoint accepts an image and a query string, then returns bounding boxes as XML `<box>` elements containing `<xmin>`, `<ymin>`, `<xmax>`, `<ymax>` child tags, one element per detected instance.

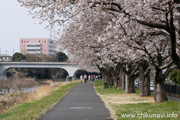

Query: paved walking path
<box><xmin>39</xmin><ymin>82</ymin><xmax>113</xmax><ymax>120</ymax></box>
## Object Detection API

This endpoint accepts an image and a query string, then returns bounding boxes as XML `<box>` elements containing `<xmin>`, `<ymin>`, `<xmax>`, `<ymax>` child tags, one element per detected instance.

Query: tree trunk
<box><xmin>139</xmin><ymin>66</ymin><xmax>150</xmax><ymax>96</ymax></box>
<box><xmin>117</xmin><ymin>69</ymin><xmax>122</xmax><ymax>88</ymax></box>
<box><xmin>117</xmin><ymin>76</ymin><xmax>121</xmax><ymax>88</ymax></box>
<box><xmin>121</xmin><ymin>72</ymin><xmax>125</xmax><ymax>90</ymax></box>
<box><xmin>107</xmin><ymin>74</ymin><xmax>113</xmax><ymax>88</ymax></box>
<box><xmin>169</xmin><ymin>25</ymin><xmax>180</xmax><ymax>69</ymax></box>
<box><xmin>127</xmin><ymin>74</ymin><xmax>136</xmax><ymax>93</ymax></box>
<box><xmin>117</xmin><ymin>77</ymin><xmax>120</xmax><ymax>88</ymax></box>
<box><xmin>154</xmin><ymin>69</ymin><xmax>168</xmax><ymax>102</ymax></box>
<box><xmin>103</xmin><ymin>73</ymin><xmax>108</xmax><ymax>89</ymax></box>
<box><xmin>154</xmin><ymin>81</ymin><xmax>168</xmax><ymax>102</ymax></box>
<box><xmin>140</xmin><ymin>75</ymin><xmax>150</xmax><ymax>96</ymax></box>
<box><xmin>112</xmin><ymin>75</ymin><xmax>118</xmax><ymax>88</ymax></box>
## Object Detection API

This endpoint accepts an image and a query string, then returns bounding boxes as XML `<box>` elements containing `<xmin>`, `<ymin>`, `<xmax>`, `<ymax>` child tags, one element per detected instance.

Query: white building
<box><xmin>0</xmin><ymin>54</ymin><xmax>12</xmax><ymax>61</ymax></box>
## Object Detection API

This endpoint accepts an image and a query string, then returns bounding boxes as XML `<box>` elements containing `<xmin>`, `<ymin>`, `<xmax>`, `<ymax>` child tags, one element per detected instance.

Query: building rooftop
<box><xmin>0</xmin><ymin>54</ymin><xmax>12</xmax><ymax>57</ymax></box>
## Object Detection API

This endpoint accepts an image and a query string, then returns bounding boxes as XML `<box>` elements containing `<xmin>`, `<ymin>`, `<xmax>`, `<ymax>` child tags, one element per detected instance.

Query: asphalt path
<box><xmin>39</xmin><ymin>81</ymin><xmax>113</xmax><ymax>120</ymax></box>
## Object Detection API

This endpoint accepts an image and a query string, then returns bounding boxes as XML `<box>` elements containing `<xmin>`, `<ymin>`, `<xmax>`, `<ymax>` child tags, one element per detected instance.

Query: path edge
<box><xmin>93</xmin><ymin>83</ymin><xmax>117</xmax><ymax>120</ymax></box>
<box><xmin>39</xmin><ymin>82</ymin><xmax>80</xmax><ymax>119</ymax></box>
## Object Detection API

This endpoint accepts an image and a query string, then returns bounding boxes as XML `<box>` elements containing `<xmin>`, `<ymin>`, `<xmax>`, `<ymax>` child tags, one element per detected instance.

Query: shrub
<box><xmin>169</xmin><ymin>69</ymin><xmax>180</xmax><ymax>85</ymax></box>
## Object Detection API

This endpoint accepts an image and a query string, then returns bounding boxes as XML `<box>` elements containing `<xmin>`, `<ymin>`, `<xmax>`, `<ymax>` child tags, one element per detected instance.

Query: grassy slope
<box><xmin>0</xmin><ymin>82</ymin><xmax>79</xmax><ymax>120</ymax></box>
<box><xmin>94</xmin><ymin>80</ymin><xmax>125</xmax><ymax>94</ymax></box>
<box><xmin>94</xmin><ymin>81</ymin><xmax>180</xmax><ymax>120</ymax></box>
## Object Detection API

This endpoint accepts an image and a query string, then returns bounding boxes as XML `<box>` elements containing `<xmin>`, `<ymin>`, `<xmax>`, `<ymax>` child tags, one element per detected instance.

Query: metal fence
<box><xmin>165</xmin><ymin>84</ymin><xmax>180</xmax><ymax>95</ymax></box>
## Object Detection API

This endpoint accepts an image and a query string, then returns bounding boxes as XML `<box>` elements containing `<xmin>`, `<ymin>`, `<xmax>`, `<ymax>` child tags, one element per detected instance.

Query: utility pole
<box><xmin>36</xmin><ymin>49</ymin><xmax>37</xmax><ymax>62</ymax></box>
<box><xmin>50</xmin><ymin>10</ymin><xmax>56</xmax><ymax>40</ymax></box>
<box><xmin>57</xmin><ymin>52</ymin><xmax>58</xmax><ymax>61</ymax></box>
<box><xmin>13</xmin><ymin>48</ymin><xmax>15</xmax><ymax>55</ymax></box>
<box><xmin>49</xmin><ymin>10</ymin><xmax>57</xmax><ymax>58</ymax></box>
<box><xmin>125</xmin><ymin>65</ymin><xmax>129</xmax><ymax>92</ymax></box>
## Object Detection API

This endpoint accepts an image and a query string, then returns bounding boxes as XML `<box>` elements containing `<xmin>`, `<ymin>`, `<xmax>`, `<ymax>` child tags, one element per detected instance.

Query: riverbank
<box><xmin>0</xmin><ymin>81</ymin><xmax>80</xmax><ymax>120</ymax></box>
<box><xmin>94</xmin><ymin>81</ymin><xmax>180</xmax><ymax>120</ymax></box>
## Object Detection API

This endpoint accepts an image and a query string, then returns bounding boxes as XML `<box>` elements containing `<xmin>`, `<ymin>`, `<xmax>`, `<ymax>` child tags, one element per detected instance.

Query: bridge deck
<box><xmin>0</xmin><ymin>62</ymin><xmax>79</xmax><ymax>79</ymax></box>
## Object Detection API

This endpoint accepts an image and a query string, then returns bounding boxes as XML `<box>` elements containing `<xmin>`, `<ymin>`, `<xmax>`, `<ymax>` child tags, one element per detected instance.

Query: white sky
<box><xmin>0</xmin><ymin>0</ymin><xmax>50</xmax><ymax>56</ymax></box>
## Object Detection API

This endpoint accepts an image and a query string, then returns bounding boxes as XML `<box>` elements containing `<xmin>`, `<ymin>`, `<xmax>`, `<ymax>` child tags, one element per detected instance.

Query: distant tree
<box><xmin>26</xmin><ymin>54</ymin><xmax>42</xmax><ymax>62</ymax></box>
<box><xmin>41</xmin><ymin>54</ymin><xmax>56</xmax><ymax>61</ymax></box>
<box><xmin>12</xmin><ymin>52</ymin><xmax>26</xmax><ymax>61</ymax></box>
<box><xmin>56</xmin><ymin>52</ymin><xmax>68</xmax><ymax>62</ymax></box>
<box><xmin>169</xmin><ymin>69</ymin><xmax>180</xmax><ymax>85</ymax></box>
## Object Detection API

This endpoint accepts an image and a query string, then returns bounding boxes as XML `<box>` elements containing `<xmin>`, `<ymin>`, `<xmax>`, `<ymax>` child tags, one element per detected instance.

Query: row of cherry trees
<box><xmin>17</xmin><ymin>0</ymin><xmax>180</xmax><ymax>102</ymax></box>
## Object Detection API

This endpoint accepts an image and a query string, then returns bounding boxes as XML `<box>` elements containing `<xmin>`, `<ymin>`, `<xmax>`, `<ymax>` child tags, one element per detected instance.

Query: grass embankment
<box><xmin>94</xmin><ymin>81</ymin><xmax>180</xmax><ymax>120</ymax></box>
<box><xmin>0</xmin><ymin>81</ymin><xmax>79</xmax><ymax>120</ymax></box>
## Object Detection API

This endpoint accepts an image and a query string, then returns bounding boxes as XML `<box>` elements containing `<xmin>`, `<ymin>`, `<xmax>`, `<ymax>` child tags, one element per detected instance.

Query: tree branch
<box><xmin>137</xmin><ymin>20</ymin><xmax>168</xmax><ymax>31</ymax></box>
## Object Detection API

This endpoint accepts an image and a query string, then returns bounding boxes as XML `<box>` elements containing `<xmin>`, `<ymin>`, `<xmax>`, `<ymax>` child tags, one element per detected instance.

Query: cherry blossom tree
<box><xmin>88</xmin><ymin>0</ymin><xmax>180</xmax><ymax>68</ymax></box>
<box><xmin>85</xmin><ymin>0</ymin><xmax>178</xmax><ymax>101</ymax></box>
<box><xmin>121</xmin><ymin>0</ymin><xmax>180</xmax><ymax>70</ymax></box>
<box><xmin>17</xmin><ymin>0</ymin><xmax>179</xmax><ymax>102</ymax></box>
<box><xmin>125</xmin><ymin>28</ymin><xmax>178</xmax><ymax>102</ymax></box>
<box><xmin>90</xmin><ymin>1</ymin><xmax>177</xmax><ymax>101</ymax></box>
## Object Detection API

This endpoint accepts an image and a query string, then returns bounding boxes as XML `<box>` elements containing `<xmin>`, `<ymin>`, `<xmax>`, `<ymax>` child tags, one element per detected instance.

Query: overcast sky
<box><xmin>0</xmin><ymin>0</ymin><xmax>50</xmax><ymax>56</ymax></box>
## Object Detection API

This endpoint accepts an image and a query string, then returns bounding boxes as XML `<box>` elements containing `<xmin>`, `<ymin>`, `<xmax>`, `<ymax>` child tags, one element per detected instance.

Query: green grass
<box><xmin>135</xmin><ymin>89</ymin><xmax>141</xmax><ymax>94</ymax></box>
<box><xmin>0</xmin><ymin>82</ymin><xmax>79</xmax><ymax>120</ymax></box>
<box><xmin>112</xmin><ymin>100</ymin><xmax>180</xmax><ymax>120</ymax></box>
<box><xmin>94</xmin><ymin>81</ymin><xmax>180</xmax><ymax>120</ymax></box>
<box><xmin>94</xmin><ymin>80</ymin><xmax>125</xmax><ymax>94</ymax></box>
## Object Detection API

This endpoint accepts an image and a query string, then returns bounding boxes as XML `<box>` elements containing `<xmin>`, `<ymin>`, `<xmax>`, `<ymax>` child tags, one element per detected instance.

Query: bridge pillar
<box><xmin>66</xmin><ymin>76</ymin><xmax>72</xmax><ymax>82</ymax></box>
<box><xmin>0</xmin><ymin>74</ymin><xmax>7</xmax><ymax>79</ymax></box>
<box><xmin>72</xmin><ymin>76</ymin><xmax>76</xmax><ymax>81</ymax></box>
<box><xmin>66</xmin><ymin>76</ymin><xmax>76</xmax><ymax>82</ymax></box>
<box><xmin>0</xmin><ymin>66</ymin><xmax>7</xmax><ymax>79</ymax></box>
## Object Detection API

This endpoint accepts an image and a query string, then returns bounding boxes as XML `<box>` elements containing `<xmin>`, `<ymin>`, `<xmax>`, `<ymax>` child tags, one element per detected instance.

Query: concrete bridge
<box><xmin>0</xmin><ymin>62</ymin><xmax>79</xmax><ymax>80</ymax></box>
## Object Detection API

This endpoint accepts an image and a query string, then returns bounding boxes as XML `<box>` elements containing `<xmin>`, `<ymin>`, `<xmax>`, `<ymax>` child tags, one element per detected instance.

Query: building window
<box><xmin>27</xmin><ymin>45</ymin><xmax>40</xmax><ymax>47</ymax></box>
<box><xmin>39</xmin><ymin>40</ymin><xmax>40</xmax><ymax>43</ymax></box>
<box><xmin>45</xmin><ymin>41</ymin><xmax>46</xmax><ymax>43</ymax></box>
<box><xmin>22</xmin><ymin>41</ymin><xmax>23</xmax><ymax>43</ymax></box>
<box><xmin>24</xmin><ymin>41</ymin><xmax>26</xmax><ymax>43</ymax></box>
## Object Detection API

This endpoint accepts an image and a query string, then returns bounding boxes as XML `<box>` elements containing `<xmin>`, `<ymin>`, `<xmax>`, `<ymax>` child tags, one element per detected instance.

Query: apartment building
<box><xmin>20</xmin><ymin>38</ymin><xmax>56</xmax><ymax>56</ymax></box>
